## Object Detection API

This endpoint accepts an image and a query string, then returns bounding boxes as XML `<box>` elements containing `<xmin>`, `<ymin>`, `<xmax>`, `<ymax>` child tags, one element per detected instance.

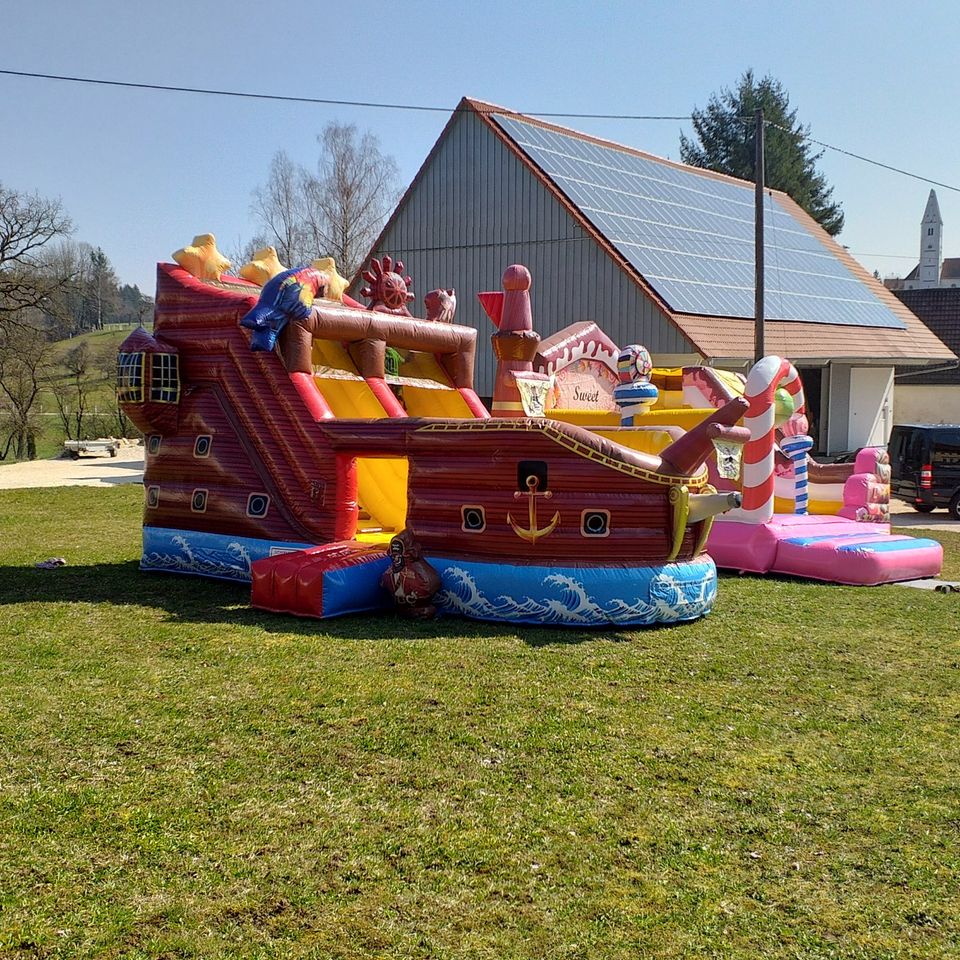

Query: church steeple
<box><xmin>918</xmin><ymin>189</ymin><xmax>943</xmax><ymax>287</ymax></box>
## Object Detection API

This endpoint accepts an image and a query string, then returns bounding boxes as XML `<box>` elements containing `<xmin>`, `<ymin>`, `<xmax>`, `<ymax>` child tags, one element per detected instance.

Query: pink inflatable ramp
<box><xmin>251</xmin><ymin>541</ymin><xmax>390</xmax><ymax>619</ymax></box>
<box><xmin>708</xmin><ymin>515</ymin><xmax>942</xmax><ymax>586</ymax></box>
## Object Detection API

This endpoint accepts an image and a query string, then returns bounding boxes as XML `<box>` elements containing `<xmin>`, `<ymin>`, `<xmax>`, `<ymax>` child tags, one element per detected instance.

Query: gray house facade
<box><xmin>360</xmin><ymin>98</ymin><xmax>954</xmax><ymax>454</ymax></box>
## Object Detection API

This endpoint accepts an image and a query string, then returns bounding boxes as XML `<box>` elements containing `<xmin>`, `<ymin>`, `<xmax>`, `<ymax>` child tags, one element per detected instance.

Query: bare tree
<box><xmin>87</xmin><ymin>247</ymin><xmax>119</xmax><ymax>330</ymax></box>
<box><xmin>250</xmin><ymin>151</ymin><xmax>311</xmax><ymax>266</ymax></box>
<box><xmin>40</xmin><ymin>239</ymin><xmax>93</xmax><ymax>336</ymax></box>
<box><xmin>0</xmin><ymin>183</ymin><xmax>74</xmax><ymax>331</ymax></box>
<box><xmin>249</xmin><ymin>124</ymin><xmax>399</xmax><ymax>278</ymax></box>
<box><xmin>0</xmin><ymin>320</ymin><xmax>52</xmax><ymax>460</ymax></box>
<box><xmin>51</xmin><ymin>341</ymin><xmax>103</xmax><ymax>442</ymax></box>
<box><xmin>301</xmin><ymin>123</ymin><xmax>399</xmax><ymax>277</ymax></box>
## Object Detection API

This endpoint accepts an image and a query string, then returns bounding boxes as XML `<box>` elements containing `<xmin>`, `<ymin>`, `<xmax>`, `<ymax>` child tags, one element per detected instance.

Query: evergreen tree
<box><xmin>680</xmin><ymin>70</ymin><xmax>844</xmax><ymax>236</ymax></box>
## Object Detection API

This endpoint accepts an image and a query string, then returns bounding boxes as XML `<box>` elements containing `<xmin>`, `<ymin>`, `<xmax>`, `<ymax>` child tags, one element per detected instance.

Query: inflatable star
<box><xmin>311</xmin><ymin>256</ymin><xmax>349</xmax><ymax>302</ymax></box>
<box><xmin>173</xmin><ymin>233</ymin><xmax>231</xmax><ymax>281</ymax></box>
<box><xmin>239</xmin><ymin>246</ymin><xmax>286</xmax><ymax>286</ymax></box>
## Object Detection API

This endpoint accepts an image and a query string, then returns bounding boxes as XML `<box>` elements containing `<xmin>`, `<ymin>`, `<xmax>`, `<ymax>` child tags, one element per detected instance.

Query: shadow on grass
<box><xmin>0</xmin><ymin>561</ymin><xmax>653</xmax><ymax>646</ymax></box>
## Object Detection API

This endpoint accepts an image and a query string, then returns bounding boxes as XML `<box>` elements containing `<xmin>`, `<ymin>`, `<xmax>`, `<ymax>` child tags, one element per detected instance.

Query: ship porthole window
<box><xmin>117</xmin><ymin>352</ymin><xmax>144</xmax><ymax>403</ymax></box>
<box><xmin>150</xmin><ymin>353</ymin><xmax>180</xmax><ymax>403</ymax></box>
<box><xmin>147</xmin><ymin>435</ymin><xmax>162</xmax><ymax>456</ymax></box>
<box><xmin>581</xmin><ymin>509</ymin><xmax>610</xmax><ymax>538</ymax></box>
<box><xmin>190</xmin><ymin>489</ymin><xmax>208</xmax><ymax>513</ymax></box>
<box><xmin>247</xmin><ymin>493</ymin><xmax>270</xmax><ymax>518</ymax></box>
<box><xmin>146</xmin><ymin>485</ymin><xmax>160</xmax><ymax>509</ymax></box>
<box><xmin>461</xmin><ymin>505</ymin><xmax>486</xmax><ymax>532</ymax></box>
<box><xmin>194</xmin><ymin>435</ymin><xmax>212</xmax><ymax>458</ymax></box>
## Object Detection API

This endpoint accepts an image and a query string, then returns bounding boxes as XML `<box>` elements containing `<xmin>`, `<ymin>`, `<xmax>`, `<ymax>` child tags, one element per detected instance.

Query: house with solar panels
<box><xmin>360</xmin><ymin>97</ymin><xmax>954</xmax><ymax>455</ymax></box>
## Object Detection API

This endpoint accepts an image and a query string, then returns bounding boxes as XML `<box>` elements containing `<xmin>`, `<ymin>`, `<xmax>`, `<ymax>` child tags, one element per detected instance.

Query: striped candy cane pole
<box><xmin>779</xmin><ymin>433</ymin><xmax>815</xmax><ymax>514</ymax></box>
<box><xmin>726</xmin><ymin>356</ymin><xmax>805</xmax><ymax>524</ymax></box>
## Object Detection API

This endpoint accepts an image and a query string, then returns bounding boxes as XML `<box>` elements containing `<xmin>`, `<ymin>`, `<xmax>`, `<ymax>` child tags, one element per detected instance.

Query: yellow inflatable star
<box><xmin>311</xmin><ymin>256</ymin><xmax>349</xmax><ymax>302</ymax></box>
<box><xmin>239</xmin><ymin>246</ymin><xmax>286</xmax><ymax>286</ymax></box>
<box><xmin>172</xmin><ymin>233</ymin><xmax>231</xmax><ymax>282</ymax></box>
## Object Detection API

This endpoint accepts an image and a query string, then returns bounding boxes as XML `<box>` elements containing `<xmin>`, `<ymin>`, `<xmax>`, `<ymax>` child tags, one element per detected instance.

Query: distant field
<box><xmin>50</xmin><ymin>327</ymin><xmax>136</xmax><ymax>362</ymax></box>
<box><xmin>0</xmin><ymin>485</ymin><xmax>958</xmax><ymax>958</ymax></box>
<box><xmin>3</xmin><ymin>329</ymin><xmax>139</xmax><ymax>462</ymax></box>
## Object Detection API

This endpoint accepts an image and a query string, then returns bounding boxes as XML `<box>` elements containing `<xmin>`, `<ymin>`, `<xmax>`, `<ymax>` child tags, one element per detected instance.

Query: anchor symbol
<box><xmin>508</xmin><ymin>474</ymin><xmax>560</xmax><ymax>543</ymax></box>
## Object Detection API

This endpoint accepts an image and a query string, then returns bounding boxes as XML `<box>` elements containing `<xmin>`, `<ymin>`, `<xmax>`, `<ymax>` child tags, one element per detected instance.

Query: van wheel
<box><xmin>949</xmin><ymin>492</ymin><xmax>960</xmax><ymax>521</ymax></box>
<box><xmin>913</xmin><ymin>504</ymin><xmax>936</xmax><ymax>513</ymax></box>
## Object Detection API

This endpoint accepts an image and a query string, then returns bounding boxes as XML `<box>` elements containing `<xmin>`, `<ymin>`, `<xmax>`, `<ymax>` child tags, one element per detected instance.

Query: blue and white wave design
<box><xmin>431</xmin><ymin>558</ymin><xmax>717</xmax><ymax>627</ymax></box>
<box><xmin>141</xmin><ymin>527</ymin><xmax>310</xmax><ymax>582</ymax></box>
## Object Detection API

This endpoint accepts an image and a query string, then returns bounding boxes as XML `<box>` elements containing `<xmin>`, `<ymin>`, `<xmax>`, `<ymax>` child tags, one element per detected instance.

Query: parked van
<box><xmin>888</xmin><ymin>424</ymin><xmax>960</xmax><ymax>518</ymax></box>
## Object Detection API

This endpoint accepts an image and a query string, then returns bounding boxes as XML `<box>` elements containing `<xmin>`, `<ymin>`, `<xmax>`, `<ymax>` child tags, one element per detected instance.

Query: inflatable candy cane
<box><xmin>726</xmin><ymin>356</ymin><xmax>805</xmax><ymax>524</ymax></box>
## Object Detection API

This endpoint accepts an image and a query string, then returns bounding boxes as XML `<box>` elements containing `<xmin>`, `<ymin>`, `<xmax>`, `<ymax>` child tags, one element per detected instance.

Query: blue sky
<box><xmin>4</xmin><ymin>0</ymin><xmax>960</xmax><ymax>295</ymax></box>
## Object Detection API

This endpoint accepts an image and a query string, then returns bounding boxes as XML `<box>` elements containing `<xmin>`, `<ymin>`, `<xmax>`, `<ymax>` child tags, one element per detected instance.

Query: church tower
<box><xmin>918</xmin><ymin>189</ymin><xmax>943</xmax><ymax>287</ymax></box>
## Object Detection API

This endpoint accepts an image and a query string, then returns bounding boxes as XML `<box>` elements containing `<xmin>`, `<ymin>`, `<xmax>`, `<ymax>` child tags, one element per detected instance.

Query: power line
<box><xmin>0</xmin><ymin>69</ymin><xmax>689</xmax><ymax>120</ymax></box>
<box><xmin>764</xmin><ymin>119</ymin><xmax>960</xmax><ymax>194</ymax></box>
<box><xmin>5</xmin><ymin>66</ymin><xmax>960</xmax><ymax>193</ymax></box>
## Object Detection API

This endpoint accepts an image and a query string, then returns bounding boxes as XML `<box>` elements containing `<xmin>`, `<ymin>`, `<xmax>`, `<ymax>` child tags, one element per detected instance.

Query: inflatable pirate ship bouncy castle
<box><xmin>118</xmin><ymin>237</ymin><xmax>746</xmax><ymax>627</ymax></box>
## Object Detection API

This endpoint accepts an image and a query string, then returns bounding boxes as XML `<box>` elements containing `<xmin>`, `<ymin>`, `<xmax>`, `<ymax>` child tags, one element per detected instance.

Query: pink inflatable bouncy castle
<box><xmin>705</xmin><ymin>356</ymin><xmax>942</xmax><ymax>585</ymax></box>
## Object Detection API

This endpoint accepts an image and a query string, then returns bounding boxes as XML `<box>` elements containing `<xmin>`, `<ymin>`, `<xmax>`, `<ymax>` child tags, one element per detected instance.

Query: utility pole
<box><xmin>754</xmin><ymin>107</ymin><xmax>765</xmax><ymax>364</ymax></box>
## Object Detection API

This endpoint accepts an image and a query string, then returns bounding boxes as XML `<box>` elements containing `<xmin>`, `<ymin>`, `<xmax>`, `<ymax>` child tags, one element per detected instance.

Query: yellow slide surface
<box><xmin>313</xmin><ymin>340</ymin><xmax>408</xmax><ymax>533</ymax></box>
<box><xmin>396</xmin><ymin>351</ymin><xmax>474</xmax><ymax>418</ymax></box>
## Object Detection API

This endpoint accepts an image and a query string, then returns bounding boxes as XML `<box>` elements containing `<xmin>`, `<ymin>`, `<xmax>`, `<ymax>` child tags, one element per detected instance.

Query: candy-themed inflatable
<box><xmin>551</xmin><ymin>350</ymin><xmax>942</xmax><ymax>584</ymax></box>
<box><xmin>119</xmin><ymin>240</ymin><xmax>748</xmax><ymax>627</ymax></box>
<box><xmin>702</xmin><ymin>356</ymin><xmax>942</xmax><ymax>584</ymax></box>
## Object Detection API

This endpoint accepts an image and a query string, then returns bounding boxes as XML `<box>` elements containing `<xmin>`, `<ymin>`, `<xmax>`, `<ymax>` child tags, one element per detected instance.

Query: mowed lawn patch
<box><xmin>0</xmin><ymin>486</ymin><xmax>958</xmax><ymax>959</ymax></box>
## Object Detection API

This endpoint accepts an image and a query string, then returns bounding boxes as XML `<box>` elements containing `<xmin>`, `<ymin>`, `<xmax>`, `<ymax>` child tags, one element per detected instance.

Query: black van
<box><xmin>888</xmin><ymin>424</ymin><xmax>960</xmax><ymax>518</ymax></box>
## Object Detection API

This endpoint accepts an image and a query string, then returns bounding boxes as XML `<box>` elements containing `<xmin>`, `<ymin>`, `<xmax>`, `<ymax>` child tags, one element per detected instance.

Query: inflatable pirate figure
<box><xmin>380</xmin><ymin>530</ymin><xmax>442</xmax><ymax>619</ymax></box>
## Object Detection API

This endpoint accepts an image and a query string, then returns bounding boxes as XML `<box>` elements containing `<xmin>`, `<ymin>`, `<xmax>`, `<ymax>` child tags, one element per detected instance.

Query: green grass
<box><xmin>1</xmin><ymin>486</ymin><xmax>959</xmax><ymax>958</ymax></box>
<box><xmin>50</xmin><ymin>328</ymin><xmax>134</xmax><ymax>363</ymax></box>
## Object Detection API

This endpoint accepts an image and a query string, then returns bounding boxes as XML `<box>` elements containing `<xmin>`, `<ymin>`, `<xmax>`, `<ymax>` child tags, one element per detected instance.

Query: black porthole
<box><xmin>190</xmin><ymin>489</ymin><xmax>208</xmax><ymax>513</ymax></box>
<box><xmin>146</xmin><ymin>485</ymin><xmax>160</xmax><ymax>508</ymax></box>
<box><xmin>581</xmin><ymin>509</ymin><xmax>610</xmax><ymax>537</ymax></box>
<box><xmin>147</xmin><ymin>434</ymin><xmax>162</xmax><ymax>455</ymax></box>
<box><xmin>194</xmin><ymin>435</ymin><xmax>212</xmax><ymax>458</ymax></box>
<box><xmin>461</xmin><ymin>505</ymin><xmax>486</xmax><ymax>532</ymax></box>
<box><xmin>247</xmin><ymin>493</ymin><xmax>270</xmax><ymax>518</ymax></box>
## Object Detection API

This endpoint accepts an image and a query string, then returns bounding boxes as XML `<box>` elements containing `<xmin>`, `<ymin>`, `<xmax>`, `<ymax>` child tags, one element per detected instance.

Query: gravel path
<box><xmin>0</xmin><ymin>446</ymin><xmax>144</xmax><ymax>490</ymax></box>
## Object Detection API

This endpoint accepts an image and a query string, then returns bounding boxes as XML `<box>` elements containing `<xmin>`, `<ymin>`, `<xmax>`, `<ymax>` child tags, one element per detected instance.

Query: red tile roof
<box><xmin>892</xmin><ymin>286</ymin><xmax>960</xmax><ymax>382</ymax></box>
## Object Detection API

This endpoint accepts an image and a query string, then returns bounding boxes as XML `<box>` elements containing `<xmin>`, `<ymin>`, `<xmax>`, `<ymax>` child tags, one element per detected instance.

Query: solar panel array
<box><xmin>494</xmin><ymin>115</ymin><xmax>906</xmax><ymax>330</ymax></box>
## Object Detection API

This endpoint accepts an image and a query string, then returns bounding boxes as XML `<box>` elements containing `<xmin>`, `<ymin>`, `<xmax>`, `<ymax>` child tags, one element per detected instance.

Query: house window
<box><xmin>928</xmin><ymin>227</ymin><xmax>934</xmax><ymax>236</ymax></box>
<box><xmin>146</xmin><ymin>485</ymin><xmax>160</xmax><ymax>509</ymax></box>
<box><xmin>117</xmin><ymin>352</ymin><xmax>144</xmax><ymax>403</ymax></box>
<box><xmin>190</xmin><ymin>489</ymin><xmax>208</xmax><ymax>513</ymax></box>
<box><xmin>150</xmin><ymin>353</ymin><xmax>180</xmax><ymax>403</ymax></box>
<box><xmin>246</xmin><ymin>493</ymin><xmax>270</xmax><ymax>518</ymax></box>
<box><xmin>194</xmin><ymin>435</ymin><xmax>212</xmax><ymax>458</ymax></box>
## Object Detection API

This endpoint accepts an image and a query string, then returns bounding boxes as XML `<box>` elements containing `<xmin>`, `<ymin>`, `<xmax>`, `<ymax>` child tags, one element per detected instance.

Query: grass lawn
<box><xmin>1</xmin><ymin>486</ymin><xmax>958</xmax><ymax>959</ymax></box>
